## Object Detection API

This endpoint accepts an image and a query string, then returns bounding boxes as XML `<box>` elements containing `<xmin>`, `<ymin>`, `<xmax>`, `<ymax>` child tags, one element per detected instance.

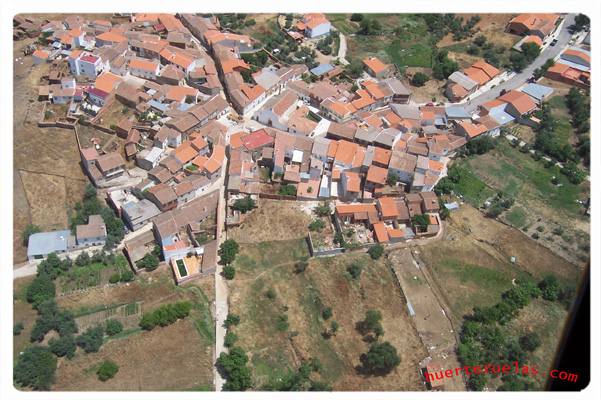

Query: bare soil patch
<box><xmin>404</xmin><ymin>67</ymin><xmax>446</xmax><ymax>103</ymax></box>
<box><xmin>53</xmin><ymin>319</ymin><xmax>213</xmax><ymax>391</ymax></box>
<box><xmin>437</xmin><ymin>14</ymin><xmax>517</xmax><ymax>49</ymax></box>
<box><xmin>228</xmin><ymin>200</ymin><xmax>313</xmax><ymax>243</ymax></box>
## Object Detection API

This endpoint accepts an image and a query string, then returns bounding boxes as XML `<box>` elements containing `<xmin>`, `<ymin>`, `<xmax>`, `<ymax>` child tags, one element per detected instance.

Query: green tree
<box><xmin>76</xmin><ymin>326</ymin><xmax>104</xmax><ymax>353</ymax></box>
<box><xmin>22</xmin><ymin>224</ymin><xmax>41</xmax><ymax>246</ymax></box>
<box><xmin>347</xmin><ymin>261</ymin><xmax>362</xmax><ymax>280</ymax></box>
<box><xmin>278</xmin><ymin>184</ymin><xmax>297</xmax><ymax>196</ymax></box>
<box><xmin>294</xmin><ymin>259</ymin><xmax>309</xmax><ymax>273</ymax></box>
<box><xmin>411</xmin><ymin>72</ymin><xmax>429</xmax><ymax>87</ymax></box>
<box><xmin>37</xmin><ymin>253</ymin><xmax>69</xmax><ymax>280</ymax></box>
<box><xmin>322</xmin><ymin>306</ymin><xmax>333</xmax><ymax>320</ymax></box>
<box><xmin>473</xmin><ymin>35</ymin><xmax>487</xmax><ymax>47</ymax></box>
<box><xmin>219</xmin><ymin>239</ymin><xmax>240</xmax><ymax>265</ymax></box>
<box><xmin>519</xmin><ymin>332</ymin><xmax>541</xmax><ymax>352</ymax></box>
<box><xmin>120</xmin><ymin>270</ymin><xmax>135</xmax><ymax>282</ymax></box>
<box><xmin>509</xmin><ymin>51</ymin><xmax>528</xmax><ymax>72</ymax></box>
<box><xmin>26</xmin><ymin>274</ymin><xmax>56</xmax><ymax>309</ymax></box>
<box><xmin>216</xmin><ymin>347</ymin><xmax>252</xmax><ymax>391</ymax></box>
<box><xmin>412</xmin><ymin>214</ymin><xmax>430</xmax><ymax>232</ymax></box>
<box><xmin>136</xmin><ymin>253</ymin><xmax>159</xmax><ymax>271</ymax></box>
<box><xmin>14</xmin><ymin>346</ymin><xmax>57</xmax><ymax>390</ymax></box>
<box><xmin>539</xmin><ymin>275</ymin><xmax>561</xmax><ymax>301</ymax></box>
<box><xmin>48</xmin><ymin>335</ymin><xmax>76</xmax><ymax>359</ymax></box>
<box><xmin>224</xmin><ymin>331</ymin><xmax>238</xmax><ymax>348</ymax></box>
<box><xmin>223</xmin><ymin>265</ymin><xmax>236</xmax><ymax>280</ymax></box>
<box><xmin>521</xmin><ymin>42</ymin><xmax>540</xmax><ymax>61</ymax></box>
<box><xmin>572</xmin><ymin>14</ymin><xmax>590</xmax><ymax>32</ymax></box>
<box><xmin>350</xmin><ymin>13</ymin><xmax>364</xmax><ymax>22</ymax></box>
<box><xmin>232</xmin><ymin>196</ymin><xmax>256</xmax><ymax>213</ymax></box>
<box><xmin>358</xmin><ymin>309</ymin><xmax>384</xmax><ymax>338</ymax></box>
<box><xmin>367</xmin><ymin>244</ymin><xmax>384</xmax><ymax>260</ymax></box>
<box><xmin>75</xmin><ymin>251</ymin><xmax>91</xmax><ymax>266</ymax></box>
<box><xmin>224</xmin><ymin>313</ymin><xmax>241</xmax><ymax>328</ymax></box>
<box><xmin>14</xmin><ymin>322</ymin><xmax>24</xmax><ymax>336</ymax></box>
<box><xmin>314</xmin><ymin>202</ymin><xmax>331</xmax><ymax>217</ymax></box>
<box><xmin>359</xmin><ymin>341</ymin><xmax>401</xmax><ymax>375</ymax></box>
<box><xmin>97</xmin><ymin>360</ymin><xmax>119</xmax><ymax>381</ymax></box>
<box><xmin>308</xmin><ymin>219</ymin><xmax>326</xmax><ymax>232</ymax></box>
<box><xmin>105</xmin><ymin>319</ymin><xmax>123</xmax><ymax>336</ymax></box>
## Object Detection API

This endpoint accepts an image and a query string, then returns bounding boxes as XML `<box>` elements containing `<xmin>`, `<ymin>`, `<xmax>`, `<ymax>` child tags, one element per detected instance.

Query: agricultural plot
<box><xmin>75</xmin><ymin>302</ymin><xmax>143</xmax><ymax>331</ymax></box>
<box><xmin>59</xmin><ymin>257</ymin><xmax>130</xmax><ymax>295</ymax></box>
<box><xmin>461</xmin><ymin>140</ymin><xmax>589</xmax><ymax>266</ymax></box>
<box><xmin>229</xmin><ymin>240</ymin><xmax>427</xmax><ymax>390</ymax></box>
<box><xmin>53</xmin><ymin>270</ymin><xmax>215</xmax><ymax>390</ymax></box>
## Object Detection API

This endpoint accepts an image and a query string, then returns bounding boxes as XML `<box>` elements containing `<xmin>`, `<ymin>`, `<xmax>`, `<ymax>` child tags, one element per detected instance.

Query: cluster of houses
<box><xmin>25</xmin><ymin>13</ymin><xmax>236</xmax><ymax>284</ymax></box>
<box><xmin>546</xmin><ymin>46</ymin><xmax>591</xmax><ymax>89</ymax></box>
<box><xmin>21</xmin><ymin>12</ymin><xmax>587</xmax><ymax>284</ymax></box>
<box><xmin>445</xmin><ymin>60</ymin><xmax>501</xmax><ymax>102</ymax></box>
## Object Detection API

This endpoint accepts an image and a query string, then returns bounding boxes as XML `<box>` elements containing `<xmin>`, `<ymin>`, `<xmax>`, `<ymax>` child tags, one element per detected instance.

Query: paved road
<box><xmin>465</xmin><ymin>14</ymin><xmax>576</xmax><ymax>113</ymax></box>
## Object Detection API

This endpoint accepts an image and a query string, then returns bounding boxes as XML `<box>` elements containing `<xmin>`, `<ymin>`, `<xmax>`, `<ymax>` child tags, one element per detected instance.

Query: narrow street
<box><xmin>213</xmin><ymin>183</ymin><xmax>228</xmax><ymax>391</ymax></box>
<box><xmin>337</xmin><ymin>32</ymin><xmax>349</xmax><ymax>65</ymax></box>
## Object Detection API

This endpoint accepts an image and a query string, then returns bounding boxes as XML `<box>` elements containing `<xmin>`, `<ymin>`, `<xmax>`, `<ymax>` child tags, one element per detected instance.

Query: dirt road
<box><xmin>388</xmin><ymin>248</ymin><xmax>465</xmax><ymax>391</ymax></box>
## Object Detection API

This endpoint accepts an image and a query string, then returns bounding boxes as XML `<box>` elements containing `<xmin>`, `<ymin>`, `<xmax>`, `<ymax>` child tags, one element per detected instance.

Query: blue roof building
<box><xmin>27</xmin><ymin>230</ymin><xmax>75</xmax><ymax>261</ymax></box>
<box><xmin>445</xmin><ymin>105</ymin><xmax>471</xmax><ymax>120</ymax></box>
<box><xmin>521</xmin><ymin>83</ymin><xmax>554</xmax><ymax>104</ymax></box>
<box><xmin>310</xmin><ymin>64</ymin><xmax>334</xmax><ymax>77</ymax></box>
<box><xmin>488</xmin><ymin>103</ymin><xmax>515</xmax><ymax>126</ymax></box>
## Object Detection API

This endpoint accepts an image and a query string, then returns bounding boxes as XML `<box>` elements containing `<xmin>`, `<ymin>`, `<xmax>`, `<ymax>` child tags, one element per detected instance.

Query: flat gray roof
<box><xmin>27</xmin><ymin>230</ymin><xmax>72</xmax><ymax>257</ymax></box>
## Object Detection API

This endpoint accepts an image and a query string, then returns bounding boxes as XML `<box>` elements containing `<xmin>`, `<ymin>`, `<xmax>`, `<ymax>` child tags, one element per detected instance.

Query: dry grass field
<box><xmin>53</xmin><ymin>317</ymin><xmax>213</xmax><ymax>391</ymax></box>
<box><xmin>230</xmin><ymin>243</ymin><xmax>428</xmax><ymax>391</ymax></box>
<box><xmin>228</xmin><ymin>200</ymin><xmax>313</xmax><ymax>244</ymax></box>
<box><xmin>227</xmin><ymin>200</ymin><xmax>428</xmax><ymax>390</ymax></box>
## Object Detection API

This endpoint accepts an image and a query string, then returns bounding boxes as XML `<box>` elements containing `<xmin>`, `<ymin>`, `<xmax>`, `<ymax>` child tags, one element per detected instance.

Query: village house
<box><xmin>297</xmin><ymin>13</ymin><xmax>331</xmax><ymax>38</ymax></box>
<box><xmin>363</xmin><ymin>57</ymin><xmax>390</xmax><ymax>79</ymax></box>
<box><xmin>129</xmin><ymin>57</ymin><xmax>161</xmax><ymax>80</ymax></box>
<box><xmin>506</xmin><ymin>13</ymin><xmax>560</xmax><ymax>40</ymax></box>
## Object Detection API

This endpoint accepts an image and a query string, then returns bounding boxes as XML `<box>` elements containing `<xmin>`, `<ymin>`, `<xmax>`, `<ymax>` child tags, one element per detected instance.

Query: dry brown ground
<box><xmin>437</xmin><ymin>14</ymin><xmax>518</xmax><ymax>49</ymax></box>
<box><xmin>230</xmin><ymin>248</ymin><xmax>428</xmax><ymax>391</ymax></box>
<box><xmin>228</xmin><ymin>200</ymin><xmax>313</xmax><ymax>243</ymax></box>
<box><xmin>448</xmin><ymin>51</ymin><xmax>481</xmax><ymax>69</ymax></box>
<box><xmin>404</xmin><ymin>67</ymin><xmax>446</xmax><ymax>103</ymax></box>
<box><xmin>53</xmin><ymin>318</ymin><xmax>213</xmax><ymax>391</ymax></box>
<box><xmin>387</xmin><ymin>248</ymin><xmax>465</xmax><ymax>391</ymax></box>
<box><xmin>13</xmin><ymin>37</ymin><xmax>87</xmax><ymax>263</ymax></box>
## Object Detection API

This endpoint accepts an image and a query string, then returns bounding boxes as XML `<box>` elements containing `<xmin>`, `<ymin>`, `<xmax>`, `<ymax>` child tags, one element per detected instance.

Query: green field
<box><xmin>464</xmin><ymin>140</ymin><xmax>586</xmax><ymax>217</ymax></box>
<box><xmin>233</xmin><ymin>238</ymin><xmax>310</xmax><ymax>276</ymax></box>
<box><xmin>449</xmin><ymin>164</ymin><xmax>495</xmax><ymax>206</ymax></box>
<box><xmin>326</xmin><ymin>14</ymin><xmax>359</xmax><ymax>35</ymax></box>
<box><xmin>504</xmin><ymin>206</ymin><xmax>528</xmax><ymax>228</ymax></box>
<box><xmin>545</xmin><ymin>95</ymin><xmax>574</xmax><ymax>146</ymax></box>
<box><xmin>429</xmin><ymin>258</ymin><xmax>522</xmax><ymax>317</ymax></box>
<box><xmin>330</xmin><ymin>14</ymin><xmax>435</xmax><ymax>69</ymax></box>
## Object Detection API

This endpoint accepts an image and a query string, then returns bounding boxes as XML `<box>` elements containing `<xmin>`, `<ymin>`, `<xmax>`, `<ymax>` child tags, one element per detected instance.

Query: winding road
<box><xmin>465</xmin><ymin>14</ymin><xmax>576</xmax><ymax>113</ymax></box>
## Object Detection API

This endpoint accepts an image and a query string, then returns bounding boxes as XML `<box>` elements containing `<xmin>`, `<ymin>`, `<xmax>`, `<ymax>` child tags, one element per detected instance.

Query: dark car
<box><xmin>550</xmin><ymin>39</ymin><xmax>558</xmax><ymax>46</ymax></box>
